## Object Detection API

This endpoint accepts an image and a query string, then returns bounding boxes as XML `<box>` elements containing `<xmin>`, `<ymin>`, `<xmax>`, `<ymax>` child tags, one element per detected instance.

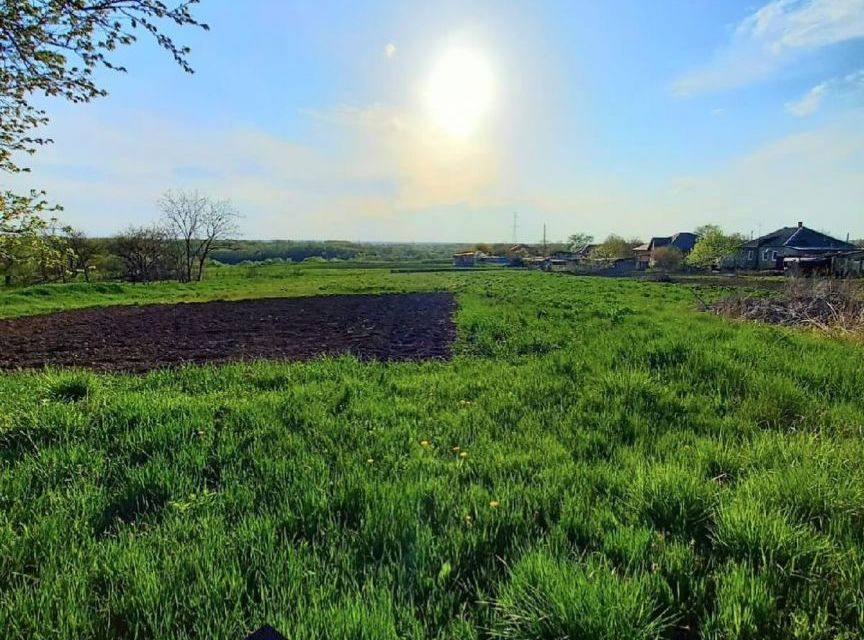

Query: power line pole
<box><xmin>511</xmin><ymin>212</ymin><xmax>518</xmax><ymax>244</ymax></box>
<box><xmin>542</xmin><ymin>223</ymin><xmax>547</xmax><ymax>256</ymax></box>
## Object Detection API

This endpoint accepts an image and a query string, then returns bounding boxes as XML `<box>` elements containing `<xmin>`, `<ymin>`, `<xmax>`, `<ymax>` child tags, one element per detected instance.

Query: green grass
<box><xmin>1</xmin><ymin>267</ymin><xmax>864</xmax><ymax>639</ymax></box>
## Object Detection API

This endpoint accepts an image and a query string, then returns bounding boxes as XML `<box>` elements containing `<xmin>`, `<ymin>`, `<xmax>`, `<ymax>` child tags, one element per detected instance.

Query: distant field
<box><xmin>1</xmin><ymin>267</ymin><xmax>863</xmax><ymax>639</ymax></box>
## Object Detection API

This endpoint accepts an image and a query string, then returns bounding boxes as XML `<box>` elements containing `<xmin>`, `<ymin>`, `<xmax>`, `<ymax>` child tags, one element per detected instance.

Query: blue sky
<box><xmin>10</xmin><ymin>0</ymin><xmax>864</xmax><ymax>242</ymax></box>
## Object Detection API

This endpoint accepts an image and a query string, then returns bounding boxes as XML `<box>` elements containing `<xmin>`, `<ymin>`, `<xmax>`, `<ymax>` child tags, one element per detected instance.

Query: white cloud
<box><xmin>5</xmin><ymin>102</ymin><xmax>504</xmax><ymax>239</ymax></box>
<box><xmin>657</xmin><ymin>118</ymin><xmax>864</xmax><ymax>236</ymax></box>
<box><xmin>674</xmin><ymin>0</ymin><xmax>864</xmax><ymax>95</ymax></box>
<box><xmin>515</xmin><ymin>116</ymin><xmax>864</xmax><ymax>241</ymax></box>
<box><xmin>785</xmin><ymin>81</ymin><xmax>829</xmax><ymax>115</ymax></box>
<box><xmin>385</xmin><ymin>43</ymin><xmax>397</xmax><ymax>58</ymax></box>
<box><xmin>7</xmin><ymin>101</ymin><xmax>863</xmax><ymax>242</ymax></box>
<box><xmin>744</xmin><ymin>0</ymin><xmax>864</xmax><ymax>52</ymax></box>
<box><xmin>786</xmin><ymin>67</ymin><xmax>864</xmax><ymax>115</ymax></box>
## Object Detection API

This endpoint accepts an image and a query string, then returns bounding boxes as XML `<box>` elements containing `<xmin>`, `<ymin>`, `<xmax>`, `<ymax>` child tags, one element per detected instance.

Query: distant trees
<box><xmin>107</xmin><ymin>191</ymin><xmax>242</xmax><ymax>284</ymax></box>
<box><xmin>592</xmin><ymin>234</ymin><xmax>635</xmax><ymax>260</ymax></box>
<box><xmin>65</xmin><ymin>230</ymin><xmax>97</xmax><ymax>282</ymax></box>
<box><xmin>567</xmin><ymin>233</ymin><xmax>594</xmax><ymax>251</ymax></box>
<box><xmin>159</xmin><ymin>190</ymin><xmax>241</xmax><ymax>282</ymax></box>
<box><xmin>112</xmin><ymin>225</ymin><xmax>172</xmax><ymax>283</ymax></box>
<box><xmin>686</xmin><ymin>225</ymin><xmax>746</xmax><ymax>269</ymax></box>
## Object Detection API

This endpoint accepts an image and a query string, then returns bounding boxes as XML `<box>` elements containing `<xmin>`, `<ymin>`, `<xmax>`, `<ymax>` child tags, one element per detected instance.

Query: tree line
<box><xmin>1</xmin><ymin>190</ymin><xmax>239</xmax><ymax>286</ymax></box>
<box><xmin>210</xmin><ymin>241</ymin><xmax>469</xmax><ymax>265</ymax></box>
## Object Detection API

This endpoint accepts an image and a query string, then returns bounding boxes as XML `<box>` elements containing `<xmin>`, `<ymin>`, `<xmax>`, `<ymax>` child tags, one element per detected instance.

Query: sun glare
<box><xmin>424</xmin><ymin>47</ymin><xmax>494</xmax><ymax>137</ymax></box>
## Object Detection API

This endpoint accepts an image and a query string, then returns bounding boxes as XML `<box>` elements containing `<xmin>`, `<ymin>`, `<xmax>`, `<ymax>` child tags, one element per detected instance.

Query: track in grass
<box><xmin>0</xmin><ymin>292</ymin><xmax>456</xmax><ymax>372</ymax></box>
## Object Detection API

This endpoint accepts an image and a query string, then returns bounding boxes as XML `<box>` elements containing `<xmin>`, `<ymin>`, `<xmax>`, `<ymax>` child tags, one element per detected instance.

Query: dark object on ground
<box><xmin>0</xmin><ymin>293</ymin><xmax>457</xmax><ymax>373</ymax></box>
<box><xmin>245</xmin><ymin>625</ymin><xmax>286</xmax><ymax>640</ymax></box>
<box><xmin>709</xmin><ymin>279</ymin><xmax>864</xmax><ymax>332</ymax></box>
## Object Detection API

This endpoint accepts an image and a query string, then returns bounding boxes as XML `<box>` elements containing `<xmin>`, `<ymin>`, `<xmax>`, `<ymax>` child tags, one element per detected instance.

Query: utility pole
<box><xmin>542</xmin><ymin>223</ymin><xmax>547</xmax><ymax>256</ymax></box>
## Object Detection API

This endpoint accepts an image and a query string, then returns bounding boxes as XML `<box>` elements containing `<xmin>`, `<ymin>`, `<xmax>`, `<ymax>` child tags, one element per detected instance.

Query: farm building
<box><xmin>572</xmin><ymin>244</ymin><xmax>597</xmax><ymax>259</ymax></box>
<box><xmin>635</xmin><ymin>232</ymin><xmax>699</xmax><ymax>270</ymax></box>
<box><xmin>452</xmin><ymin>251</ymin><xmax>477</xmax><ymax>267</ymax></box>
<box><xmin>478</xmin><ymin>255</ymin><xmax>509</xmax><ymax>266</ymax></box>
<box><xmin>734</xmin><ymin>222</ymin><xmax>855</xmax><ymax>271</ymax></box>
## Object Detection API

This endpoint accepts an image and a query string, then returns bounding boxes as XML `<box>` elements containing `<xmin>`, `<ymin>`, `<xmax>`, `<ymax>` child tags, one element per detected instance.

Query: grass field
<box><xmin>2</xmin><ymin>267</ymin><xmax>864</xmax><ymax>639</ymax></box>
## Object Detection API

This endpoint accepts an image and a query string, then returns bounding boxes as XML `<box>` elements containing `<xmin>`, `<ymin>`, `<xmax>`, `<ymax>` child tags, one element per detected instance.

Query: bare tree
<box><xmin>159</xmin><ymin>190</ymin><xmax>240</xmax><ymax>282</ymax></box>
<box><xmin>194</xmin><ymin>198</ymin><xmax>240</xmax><ymax>281</ymax></box>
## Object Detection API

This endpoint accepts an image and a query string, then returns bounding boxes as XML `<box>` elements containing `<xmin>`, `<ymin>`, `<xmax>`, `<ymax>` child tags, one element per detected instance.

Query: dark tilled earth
<box><xmin>0</xmin><ymin>293</ymin><xmax>457</xmax><ymax>373</ymax></box>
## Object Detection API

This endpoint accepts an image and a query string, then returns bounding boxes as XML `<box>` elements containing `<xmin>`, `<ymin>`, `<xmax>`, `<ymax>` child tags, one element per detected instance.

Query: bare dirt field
<box><xmin>0</xmin><ymin>292</ymin><xmax>456</xmax><ymax>373</ymax></box>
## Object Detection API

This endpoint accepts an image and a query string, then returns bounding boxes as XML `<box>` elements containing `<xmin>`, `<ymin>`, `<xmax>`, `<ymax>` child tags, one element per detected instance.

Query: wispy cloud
<box><xmin>6</xmin><ymin>102</ymin><xmax>504</xmax><ymax>239</ymax></box>
<box><xmin>674</xmin><ymin>0</ymin><xmax>864</xmax><ymax>95</ymax></box>
<box><xmin>785</xmin><ymin>81</ymin><xmax>829</xmax><ymax>115</ymax></box>
<box><xmin>786</xmin><ymin>68</ymin><xmax>864</xmax><ymax>115</ymax></box>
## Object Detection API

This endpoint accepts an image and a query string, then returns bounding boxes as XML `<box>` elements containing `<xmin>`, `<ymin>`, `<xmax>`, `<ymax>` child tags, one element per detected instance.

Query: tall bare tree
<box><xmin>194</xmin><ymin>197</ymin><xmax>239</xmax><ymax>281</ymax></box>
<box><xmin>159</xmin><ymin>189</ymin><xmax>239</xmax><ymax>282</ymax></box>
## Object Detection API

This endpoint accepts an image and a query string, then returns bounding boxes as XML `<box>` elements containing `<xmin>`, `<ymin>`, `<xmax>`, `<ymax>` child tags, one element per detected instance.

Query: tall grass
<box><xmin>1</xmin><ymin>268</ymin><xmax>863</xmax><ymax>638</ymax></box>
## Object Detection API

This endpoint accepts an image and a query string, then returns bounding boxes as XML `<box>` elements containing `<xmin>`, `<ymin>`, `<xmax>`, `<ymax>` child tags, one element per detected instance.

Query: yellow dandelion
<box><xmin>420</xmin><ymin>440</ymin><xmax>430</xmax><ymax>448</ymax></box>
<box><xmin>452</xmin><ymin>446</ymin><xmax>460</xmax><ymax>453</ymax></box>
<box><xmin>367</xmin><ymin>458</ymin><xmax>374</xmax><ymax>465</ymax></box>
<box><xmin>489</xmin><ymin>500</ymin><xmax>500</xmax><ymax>508</ymax></box>
<box><xmin>459</xmin><ymin>451</ymin><xmax>468</xmax><ymax>459</ymax></box>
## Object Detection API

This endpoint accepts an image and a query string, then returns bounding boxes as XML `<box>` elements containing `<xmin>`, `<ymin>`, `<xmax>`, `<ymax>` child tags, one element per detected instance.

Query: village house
<box><xmin>734</xmin><ymin>222</ymin><xmax>855</xmax><ymax>271</ymax></box>
<box><xmin>635</xmin><ymin>232</ymin><xmax>699</xmax><ymax>270</ymax></box>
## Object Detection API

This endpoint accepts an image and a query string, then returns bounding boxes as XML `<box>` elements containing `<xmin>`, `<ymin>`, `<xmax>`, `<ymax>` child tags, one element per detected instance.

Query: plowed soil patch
<box><xmin>0</xmin><ymin>293</ymin><xmax>457</xmax><ymax>373</ymax></box>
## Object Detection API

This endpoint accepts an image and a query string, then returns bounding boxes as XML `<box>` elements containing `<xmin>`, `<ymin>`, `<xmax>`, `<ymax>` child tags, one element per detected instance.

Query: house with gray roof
<box><xmin>734</xmin><ymin>222</ymin><xmax>855</xmax><ymax>270</ymax></box>
<box><xmin>635</xmin><ymin>232</ymin><xmax>700</xmax><ymax>270</ymax></box>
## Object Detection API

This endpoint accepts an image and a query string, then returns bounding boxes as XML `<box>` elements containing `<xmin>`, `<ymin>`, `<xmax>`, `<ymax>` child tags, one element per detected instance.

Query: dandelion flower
<box><xmin>420</xmin><ymin>440</ymin><xmax>430</xmax><ymax>448</ymax></box>
<box><xmin>489</xmin><ymin>500</ymin><xmax>500</xmax><ymax>508</ymax></box>
<box><xmin>367</xmin><ymin>458</ymin><xmax>374</xmax><ymax>465</ymax></box>
<box><xmin>459</xmin><ymin>451</ymin><xmax>468</xmax><ymax>459</ymax></box>
<box><xmin>452</xmin><ymin>446</ymin><xmax>460</xmax><ymax>453</ymax></box>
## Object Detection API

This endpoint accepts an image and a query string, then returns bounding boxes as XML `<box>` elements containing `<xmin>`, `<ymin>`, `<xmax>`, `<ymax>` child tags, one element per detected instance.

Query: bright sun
<box><xmin>424</xmin><ymin>47</ymin><xmax>494</xmax><ymax>137</ymax></box>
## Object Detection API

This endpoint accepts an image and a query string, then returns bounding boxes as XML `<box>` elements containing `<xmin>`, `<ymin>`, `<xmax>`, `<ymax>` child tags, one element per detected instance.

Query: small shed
<box><xmin>453</xmin><ymin>251</ymin><xmax>476</xmax><ymax>268</ymax></box>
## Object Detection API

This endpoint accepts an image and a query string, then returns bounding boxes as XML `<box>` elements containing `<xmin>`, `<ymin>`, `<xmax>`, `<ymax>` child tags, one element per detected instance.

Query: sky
<box><xmin>8</xmin><ymin>0</ymin><xmax>864</xmax><ymax>243</ymax></box>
